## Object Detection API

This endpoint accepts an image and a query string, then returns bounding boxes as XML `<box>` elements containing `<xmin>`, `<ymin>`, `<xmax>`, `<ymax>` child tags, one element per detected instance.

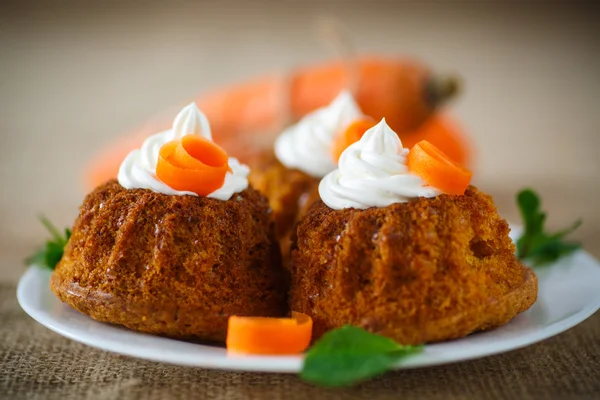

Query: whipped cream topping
<box><xmin>319</xmin><ymin>119</ymin><xmax>440</xmax><ymax>210</ymax></box>
<box><xmin>118</xmin><ymin>103</ymin><xmax>249</xmax><ymax>200</ymax></box>
<box><xmin>274</xmin><ymin>90</ymin><xmax>363</xmax><ymax>178</ymax></box>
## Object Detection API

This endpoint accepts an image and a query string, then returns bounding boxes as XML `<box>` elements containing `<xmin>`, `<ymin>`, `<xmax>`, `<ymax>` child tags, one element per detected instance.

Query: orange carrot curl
<box><xmin>407</xmin><ymin>140</ymin><xmax>472</xmax><ymax>196</ymax></box>
<box><xmin>401</xmin><ymin>114</ymin><xmax>471</xmax><ymax>168</ymax></box>
<box><xmin>331</xmin><ymin>117</ymin><xmax>375</xmax><ymax>162</ymax></box>
<box><xmin>226</xmin><ymin>312</ymin><xmax>313</xmax><ymax>355</ymax></box>
<box><xmin>84</xmin><ymin>56</ymin><xmax>469</xmax><ymax>190</ymax></box>
<box><xmin>156</xmin><ymin>135</ymin><xmax>230</xmax><ymax>196</ymax></box>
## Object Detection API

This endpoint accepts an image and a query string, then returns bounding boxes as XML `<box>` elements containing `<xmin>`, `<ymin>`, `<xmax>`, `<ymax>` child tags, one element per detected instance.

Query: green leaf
<box><xmin>25</xmin><ymin>215</ymin><xmax>71</xmax><ymax>270</ymax></box>
<box><xmin>528</xmin><ymin>240</ymin><xmax>581</xmax><ymax>267</ymax></box>
<box><xmin>300</xmin><ymin>325</ymin><xmax>423</xmax><ymax>387</ymax></box>
<box><xmin>516</xmin><ymin>188</ymin><xmax>582</xmax><ymax>266</ymax></box>
<box><xmin>549</xmin><ymin>219</ymin><xmax>582</xmax><ymax>241</ymax></box>
<box><xmin>39</xmin><ymin>215</ymin><xmax>63</xmax><ymax>242</ymax></box>
<box><xmin>517</xmin><ymin>189</ymin><xmax>544</xmax><ymax>236</ymax></box>
<box><xmin>45</xmin><ymin>241</ymin><xmax>66</xmax><ymax>269</ymax></box>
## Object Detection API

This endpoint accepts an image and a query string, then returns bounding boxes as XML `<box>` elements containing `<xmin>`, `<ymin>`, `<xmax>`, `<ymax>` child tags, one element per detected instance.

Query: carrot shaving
<box><xmin>226</xmin><ymin>312</ymin><xmax>313</xmax><ymax>355</ymax></box>
<box><xmin>331</xmin><ymin>118</ymin><xmax>375</xmax><ymax>162</ymax></box>
<box><xmin>407</xmin><ymin>140</ymin><xmax>472</xmax><ymax>196</ymax></box>
<box><xmin>156</xmin><ymin>135</ymin><xmax>230</xmax><ymax>196</ymax></box>
<box><xmin>401</xmin><ymin>114</ymin><xmax>471</xmax><ymax>168</ymax></box>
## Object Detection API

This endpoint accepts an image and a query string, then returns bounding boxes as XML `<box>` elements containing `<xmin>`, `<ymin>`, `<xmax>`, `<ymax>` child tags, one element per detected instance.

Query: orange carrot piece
<box><xmin>331</xmin><ymin>118</ymin><xmax>375</xmax><ymax>162</ymax></box>
<box><xmin>226</xmin><ymin>312</ymin><xmax>313</xmax><ymax>355</ymax></box>
<box><xmin>83</xmin><ymin>56</ymin><xmax>469</xmax><ymax>190</ymax></box>
<box><xmin>290</xmin><ymin>57</ymin><xmax>432</xmax><ymax>134</ymax></box>
<box><xmin>407</xmin><ymin>140</ymin><xmax>472</xmax><ymax>195</ymax></box>
<box><xmin>156</xmin><ymin>135</ymin><xmax>230</xmax><ymax>196</ymax></box>
<box><xmin>83</xmin><ymin>112</ymin><xmax>472</xmax><ymax>191</ymax></box>
<box><xmin>401</xmin><ymin>114</ymin><xmax>471</xmax><ymax>168</ymax></box>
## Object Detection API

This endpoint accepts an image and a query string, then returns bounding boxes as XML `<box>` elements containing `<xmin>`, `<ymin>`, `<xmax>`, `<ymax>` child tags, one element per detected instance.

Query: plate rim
<box><xmin>17</xmin><ymin>252</ymin><xmax>600</xmax><ymax>373</ymax></box>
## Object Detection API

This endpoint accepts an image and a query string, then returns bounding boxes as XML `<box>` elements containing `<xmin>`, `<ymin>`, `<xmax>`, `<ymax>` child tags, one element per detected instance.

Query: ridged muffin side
<box><xmin>249</xmin><ymin>151</ymin><xmax>320</xmax><ymax>261</ymax></box>
<box><xmin>51</xmin><ymin>180</ymin><xmax>288</xmax><ymax>342</ymax></box>
<box><xmin>289</xmin><ymin>186</ymin><xmax>537</xmax><ymax>345</ymax></box>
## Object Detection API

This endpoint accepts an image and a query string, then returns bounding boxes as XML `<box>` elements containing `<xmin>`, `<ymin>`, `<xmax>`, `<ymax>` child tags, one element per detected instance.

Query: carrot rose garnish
<box><xmin>407</xmin><ymin>140</ymin><xmax>472</xmax><ymax>196</ymax></box>
<box><xmin>156</xmin><ymin>135</ymin><xmax>230</xmax><ymax>196</ymax></box>
<box><xmin>331</xmin><ymin>117</ymin><xmax>375</xmax><ymax>162</ymax></box>
<box><xmin>226</xmin><ymin>312</ymin><xmax>313</xmax><ymax>355</ymax></box>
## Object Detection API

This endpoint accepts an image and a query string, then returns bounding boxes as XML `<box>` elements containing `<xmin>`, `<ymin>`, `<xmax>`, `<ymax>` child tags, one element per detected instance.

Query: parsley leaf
<box><xmin>25</xmin><ymin>215</ymin><xmax>71</xmax><ymax>270</ymax></box>
<box><xmin>516</xmin><ymin>189</ymin><xmax>581</xmax><ymax>266</ymax></box>
<box><xmin>300</xmin><ymin>325</ymin><xmax>423</xmax><ymax>387</ymax></box>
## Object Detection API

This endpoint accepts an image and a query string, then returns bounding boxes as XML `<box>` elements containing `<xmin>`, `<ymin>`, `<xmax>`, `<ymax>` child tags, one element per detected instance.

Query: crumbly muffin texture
<box><xmin>51</xmin><ymin>180</ymin><xmax>288</xmax><ymax>342</ymax></box>
<box><xmin>289</xmin><ymin>186</ymin><xmax>537</xmax><ymax>345</ymax></box>
<box><xmin>248</xmin><ymin>151</ymin><xmax>320</xmax><ymax>260</ymax></box>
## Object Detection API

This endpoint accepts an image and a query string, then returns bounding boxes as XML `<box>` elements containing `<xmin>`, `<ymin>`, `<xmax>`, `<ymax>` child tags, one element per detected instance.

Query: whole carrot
<box><xmin>85</xmin><ymin>55</ymin><xmax>462</xmax><ymax>189</ymax></box>
<box><xmin>290</xmin><ymin>56</ymin><xmax>458</xmax><ymax>133</ymax></box>
<box><xmin>199</xmin><ymin>56</ymin><xmax>458</xmax><ymax>148</ymax></box>
<box><xmin>401</xmin><ymin>114</ymin><xmax>472</xmax><ymax>168</ymax></box>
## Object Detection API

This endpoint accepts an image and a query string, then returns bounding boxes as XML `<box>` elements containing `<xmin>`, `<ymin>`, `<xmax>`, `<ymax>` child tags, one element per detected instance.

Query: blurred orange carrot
<box><xmin>330</xmin><ymin>114</ymin><xmax>471</xmax><ymax>169</ymax></box>
<box><xmin>401</xmin><ymin>114</ymin><xmax>472</xmax><ymax>168</ymax></box>
<box><xmin>331</xmin><ymin>118</ymin><xmax>375</xmax><ymax>162</ymax></box>
<box><xmin>85</xmin><ymin>55</ymin><xmax>465</xmax><ymax>189</ymax></box>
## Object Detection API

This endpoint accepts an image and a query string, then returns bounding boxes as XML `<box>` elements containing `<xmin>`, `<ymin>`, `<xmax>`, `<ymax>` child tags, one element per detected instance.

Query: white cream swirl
<box><xmin>274</xmin><ymin>90</ymin><xmax>363</xmax><ymax>178</ymax></box>
<box><xmin>118</xmin><ymin>102</ymin><xmax>249</xmax><ymax>200</ymax></box>
<box><xmin>319</xmin><ymin>119</ymin><xmax>440</xmax><ymax>210</ymax></box>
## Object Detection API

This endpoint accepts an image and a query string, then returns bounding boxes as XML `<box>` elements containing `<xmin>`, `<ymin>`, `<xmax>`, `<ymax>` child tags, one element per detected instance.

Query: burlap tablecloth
<box><xmin>1</xmin><ymin>282</ymin><xmax>598</xmax><ymax>400</ymax></box>
<box><xmin>2</xmin><ymin>1</ymin><xmax>599</xmax><ymax>398</ymax></box>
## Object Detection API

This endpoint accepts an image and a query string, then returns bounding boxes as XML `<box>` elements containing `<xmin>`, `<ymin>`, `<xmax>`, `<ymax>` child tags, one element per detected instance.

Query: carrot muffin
<box><xmin>51</xmin><ymin>103</ymin><xmax>287</xmax><ymax>342</ymax></box>
<box><xmin>289</xmin><ymin>119</ymin><xmax>537</xmax><ymax>345</ymax></box>
<box><xmin>249</xmin><ymin>90</ymin><xmax>365</xmax><ymax>256</ymax></box>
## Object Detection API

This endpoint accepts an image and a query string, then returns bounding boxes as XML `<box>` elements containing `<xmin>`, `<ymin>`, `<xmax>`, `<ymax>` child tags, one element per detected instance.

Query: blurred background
<box><xmin>1</xmin><ymin>0</ymin><xmax>598</xmax><ymax>282</ymax></box>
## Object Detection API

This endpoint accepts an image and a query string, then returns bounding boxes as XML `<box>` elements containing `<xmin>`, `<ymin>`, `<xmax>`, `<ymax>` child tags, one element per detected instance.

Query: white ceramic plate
<box><xmin>17</xmin><ymin>228</ymin><xmax>600</xmax><ymax>372</ymax></box>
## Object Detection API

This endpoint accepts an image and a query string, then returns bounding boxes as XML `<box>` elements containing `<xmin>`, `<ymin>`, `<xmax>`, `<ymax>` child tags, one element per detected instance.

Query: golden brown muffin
<box><xmin>51</xmin><ymin>180</ymin><xmax>288</xmax><ymax>342</ymax></box>
<box><xmin>248</xmin><ymin>151</ymin><xmax>320</xmax><ymax>260</ymax></box>
<box><xmin>289</xmin><ymin>186</ymin><xmax>537</xmax><ymax>345</ymax></box>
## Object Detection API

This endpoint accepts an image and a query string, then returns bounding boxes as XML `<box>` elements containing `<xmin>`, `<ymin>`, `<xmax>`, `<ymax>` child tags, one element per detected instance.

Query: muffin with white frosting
<box><xmin>249</xmin><ymin>90</ymin><xmax>365</xmax><ymax>258</ymax></box>
<box><xmin>289</xmin><ymin>119</ymin><xmax>537</xmax><ymax>345</ymax></box>
<box><xmin>51</xmin><ymin>103</ymin><xmax>287</xmax><ymax>342</ymax></box>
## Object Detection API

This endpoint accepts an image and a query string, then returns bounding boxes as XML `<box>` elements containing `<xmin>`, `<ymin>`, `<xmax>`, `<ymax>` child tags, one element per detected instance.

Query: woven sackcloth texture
<box><xmin>1</xmin><ymin>283</ymin><xmax>599</xmax><ymax>400</ymax></box>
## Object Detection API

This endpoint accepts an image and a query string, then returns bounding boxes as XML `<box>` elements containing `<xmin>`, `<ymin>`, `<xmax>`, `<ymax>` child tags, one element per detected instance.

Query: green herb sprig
<box><xmin>516</xmin><ymin>189</ymin><xmax>581</xmax><ymax>266</ymax></box>
<box><xmin>300</xmin><ymin>325</ymin><xmax>423</xmax><ymax>387</ymax></box>
<box><xmin>25</xmin><ymin>216</ymin><xmax>71</xmax><ymax>270</ymax></box>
